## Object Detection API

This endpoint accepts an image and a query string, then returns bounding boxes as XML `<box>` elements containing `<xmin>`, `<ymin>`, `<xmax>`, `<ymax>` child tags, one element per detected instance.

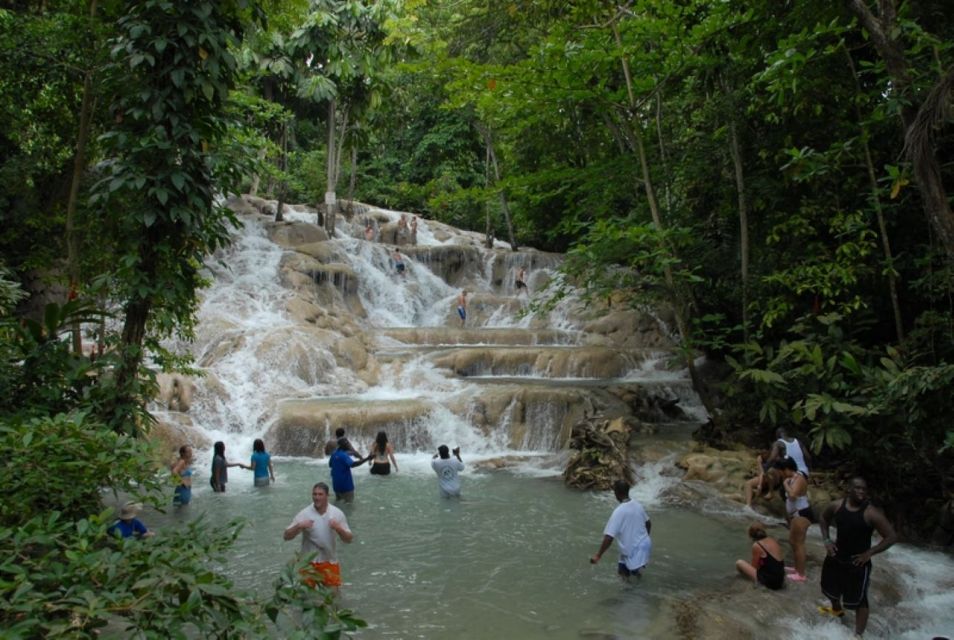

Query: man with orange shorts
<box><xmin>283</xmin><ymin>482</ymin><xmax>353</xmax><ymax>591</ymax></box>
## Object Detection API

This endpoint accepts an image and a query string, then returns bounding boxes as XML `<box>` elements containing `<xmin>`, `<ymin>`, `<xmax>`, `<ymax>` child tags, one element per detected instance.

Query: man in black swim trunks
<box><xmin>818</xmin><ymin>477</ymin><xmax>897</xmax><ymax>637</ymax></box>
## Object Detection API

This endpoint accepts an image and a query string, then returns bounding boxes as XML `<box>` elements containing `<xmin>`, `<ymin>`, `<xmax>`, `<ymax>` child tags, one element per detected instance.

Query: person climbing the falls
<box><xmin>392</xmin><ymin>248</ymin><xmax>406</xmax><ymax>277</ymax></box>
<box><xmin>456</xmin><ymin>290</ymin><xmax>467</xmax><ymax>326</ymax></box>
<box><xmin>514</xmin><ymin>266</ymin><xmax>527</xmax><ymax>293</ymax></box>
<box><xmin>590</xmin><ymin>479</ymin><xmax>652</xmax><ymax>581</ymax></box>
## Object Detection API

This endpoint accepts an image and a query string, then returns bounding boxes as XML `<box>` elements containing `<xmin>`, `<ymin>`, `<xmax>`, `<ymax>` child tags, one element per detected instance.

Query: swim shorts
<box><xmin>821</xmin><ymin>556</ymin><xmax>870</xmax><ymax>609</ymax></box>
<box><xmin>302</xmin><ymin>561</ymin><xmax>342</xmax><ymax>588</ymax></box>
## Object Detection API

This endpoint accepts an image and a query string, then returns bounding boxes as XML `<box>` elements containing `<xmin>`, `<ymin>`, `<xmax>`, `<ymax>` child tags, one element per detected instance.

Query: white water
<box><xmin>157</xmin><ymin>202</ymin><xmax>953</xmax><ymax>640</ymax></box>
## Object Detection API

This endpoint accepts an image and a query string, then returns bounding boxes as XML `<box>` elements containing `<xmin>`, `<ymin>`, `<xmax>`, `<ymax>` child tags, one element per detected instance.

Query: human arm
<box><xmin>453</xmin><ymin>447</ymin><xmax>462</xmax><ymax>462</ymax></box>
<box><xmin>329</xmin><ymin>518</ymin><xmax>353</xmax><ymax>544</ymax></box>
<box><xmin>283</xmin><ymin>519</ymin><xmax>313</xmax><ymax>541</ymax></box>
<box><xmin>819</xmin><ymin>500</ymin><xmax>840</xmax><ymax>556</ymax></box>
<box><xmin>766</xmin><ymin>441</ymin><xmax>783</xmax><ymax>464</ymax></box>
<box><xmin>269</xmin><ymin>459</ymin><xmax>275</xmax><ymax>481</ymax></box>
<box><xmin>227</xmin><ymin>459</ymin><xmax>250</xmax><ymax>470</ymax></box>
<box><xmin>853</xmin><ymin>506</ymin><xmax>897</xmax><ymax>565</ymax></box>
<box><xmin>590</xmin><ymin>534</ymin><xmax>614</xmax><ymax>564</ymax></box>
<box><xmin>388</xmin><ymin>445</ymin><xmax>398</xmax><ymax>472</ymax></box>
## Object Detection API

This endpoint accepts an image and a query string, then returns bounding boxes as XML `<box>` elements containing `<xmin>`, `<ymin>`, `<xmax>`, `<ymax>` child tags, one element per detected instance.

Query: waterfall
<box><xmin>160</xmin><ymin>200</ymin><xmax>706</xmax><ymax>467</ymax></box>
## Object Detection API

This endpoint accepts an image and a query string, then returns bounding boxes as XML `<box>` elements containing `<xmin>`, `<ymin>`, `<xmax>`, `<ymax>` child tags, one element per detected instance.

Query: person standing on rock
<box><xmin>410</xmin><ymin>215</ymin><xmax>418</xmax><ymax>244</ymax></box>
<box><xmin>817</xmin><ymin>477</ymin><xmax>896</xmax><ymax>637</ymax></box>
<box><xmin>780</xmin><ymin>457</ymin><xmax>813</xmax><ymax>582</ymax></box>
<box><xmin>283</xmin><ymin>482</ymin><xmax>353</xmax><ymax>593</ymax></box>
<box><xmin>431</xmin><ymin>445</ymin><xmax>464</xmax><ymax>498</ymax></box>
<box><xmin>590</xmin><ymin>479</ymin><xmax>652</xmax><ymax>581</ymax></box>
<box><xmin>767</xmin><ymin>427</ymin><xmax>811</xmax><ymax>477</ymax></box>
<box><xmin>456</xmin><ymin>290</ymin><xmax>467</xmax><ymax>326</ymax></box>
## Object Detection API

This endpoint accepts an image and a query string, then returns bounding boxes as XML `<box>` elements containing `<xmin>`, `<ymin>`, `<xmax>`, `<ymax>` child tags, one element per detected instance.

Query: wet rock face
<box><xmin>401</xmin><ymin>245</ymin><xmax>482</xmax><ymax>286</ymax></box>
<box><xmin>563</xmin><ymin>417</ymin><xmax>639</xmax><ymax>489</ymax></box>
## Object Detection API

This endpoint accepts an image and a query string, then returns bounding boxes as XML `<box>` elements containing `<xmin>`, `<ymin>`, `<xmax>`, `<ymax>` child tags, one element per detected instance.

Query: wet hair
<box><xmin>335</xmin><ymin>428</ymin><xmax>346</xmax><ymax>438</ymax></box>
<box><xmin>213</xmin><ymin>441</ymin><xmax>225</xmax><ymax>457</ymax></box>
<box><xmin>748</xmin><ymin>522</ymin><xmax>768</xmax><ymax>540</ymax></box>
<box><xmin>313</xmin><ymin>482</ymin><xmax>330</xmax><ymax>494</ymax></box>
<box><xmin>374</xmin><ymin>431</ymin><xmax>388</xmax><ymax>455</ymax></box>
<box><xmin>612</xmin><ymin>479</ymin><xmax>631</xmax><ymax>498</ymax></box>
<box><xmin>253</xmin><ymin>438</ymin><xmax>265</xmax><ymax>453</ymax></box>
<box><xmin>438</xmin><ymin>444</ymin><xmax>450</xmax><ymax>459</ymax></box>
<box><xmin>179</xmin><ymin>444</ymin><xmax>191</xmax><ymax>457</ymax></box>
<box><xmin>779</xmin><ymin>457</ymin><xmax>798</xmax><ymax>472</ymax></box>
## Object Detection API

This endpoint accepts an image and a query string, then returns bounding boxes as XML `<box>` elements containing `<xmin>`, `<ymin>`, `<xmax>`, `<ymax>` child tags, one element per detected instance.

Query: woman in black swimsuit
<box><xmin>735</xmin><ymin>522</ymin><xmax>785</xmax><ymax>590</ymax></box>
<box><xmin>369</xmin><ymin>431</ymin><xmax>398</xmax><ymax>475</ymax></box>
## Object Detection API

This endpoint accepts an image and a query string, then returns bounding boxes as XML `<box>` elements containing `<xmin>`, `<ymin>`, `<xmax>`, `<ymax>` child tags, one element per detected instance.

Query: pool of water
<box><xmin>152</xmin><ymin>454</ymin><xmax>742</xmax><ymax>639</ymax></box>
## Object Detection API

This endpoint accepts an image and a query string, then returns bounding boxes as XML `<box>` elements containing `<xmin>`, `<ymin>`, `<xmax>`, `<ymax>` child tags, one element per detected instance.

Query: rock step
<box><xmin>427</xmin><ymin>346</ymin><xmax>659</xmax><ymax>379</ymax></box>
<box><xmin>376</xmin><ymin>327</ymin><xmax>587</xmax><ymax>346</ymax></box>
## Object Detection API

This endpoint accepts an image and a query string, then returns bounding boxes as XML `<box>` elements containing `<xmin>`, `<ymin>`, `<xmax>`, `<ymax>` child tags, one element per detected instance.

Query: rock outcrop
<box><xmin>563</xmin><ymin>417</ymin><xmax>639</xmax><ymax>489</ymax></box>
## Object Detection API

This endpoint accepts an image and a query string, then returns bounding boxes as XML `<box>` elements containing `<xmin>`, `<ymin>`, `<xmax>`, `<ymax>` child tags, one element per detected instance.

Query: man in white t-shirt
<box><xmin>283</xmin><ymin>482</ymin><xmax>353</xmax><ymax>591</ymax></box>
<box><xmin>431</xmin><ymin>444</ymin><xmax>464</xmax><ymax>497</ymax></box>
<box><xmin>590</xmin><ymin>479</ymin><xmax>652</xmax><ymax>581</ymax></box>
<box><xmin>768</xmin><ymin>427</ymin><xmax>811</xmax><ymax>476</ymax></box>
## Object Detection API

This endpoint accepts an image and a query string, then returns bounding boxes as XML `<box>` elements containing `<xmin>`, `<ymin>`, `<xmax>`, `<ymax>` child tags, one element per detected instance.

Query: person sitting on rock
<box><xmin>743</xmin><ymin>453</ymin><xmax>782</xmax><ymax>509</ymax></box>
<box><xmin>735</xmin><ymin>522</ymin><xmax>785</xmax><ymax>590</ymax></box>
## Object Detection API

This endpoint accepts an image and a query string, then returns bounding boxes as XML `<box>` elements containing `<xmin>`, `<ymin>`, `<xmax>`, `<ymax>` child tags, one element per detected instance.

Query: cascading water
<box><xmin>150</xmin><ymin>200</ymin><xmax>953</xmax><ymax>640</ymax></box>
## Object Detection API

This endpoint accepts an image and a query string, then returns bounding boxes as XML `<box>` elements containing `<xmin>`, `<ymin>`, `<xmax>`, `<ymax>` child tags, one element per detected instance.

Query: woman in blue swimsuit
<box><xmin>171</xmin><ymin>444</ymin><xmax>194</xmax><ymax>505</ymax></box>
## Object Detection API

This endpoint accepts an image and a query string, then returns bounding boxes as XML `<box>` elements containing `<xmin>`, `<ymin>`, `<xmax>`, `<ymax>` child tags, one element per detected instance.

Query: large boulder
<box><xmin>564</xmin><ymin>416</ymin><xmax>639</xmax><ymax>489</ymax></box>
<box><xmin>155</xmin><ymin>373</ymin><xmax>196</xmax><ymax>412</ymax></box>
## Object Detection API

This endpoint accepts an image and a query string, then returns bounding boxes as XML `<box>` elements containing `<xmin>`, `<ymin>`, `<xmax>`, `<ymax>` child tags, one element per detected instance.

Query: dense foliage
<box><xmin>1</xmin><ymin>9</ymin><xmax>952</xmax><ymax>636</ymax></box>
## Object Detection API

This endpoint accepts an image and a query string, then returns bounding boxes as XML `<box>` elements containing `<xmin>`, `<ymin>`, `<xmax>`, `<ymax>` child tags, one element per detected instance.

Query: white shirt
<box><xmin>431</xmin><ymin>457</ymin><xmax>464</xmax><ymax>496</ymax></box>
<box><xmin>288</xmin><ymin>503</ymin><xmax>350</xmax><ymax>563</ymax></box>
<box><xmin>604</xmin><ymin>499</ymin><xmax>652</xmax><ymax>571</ymax></box>
<box><xmin>778</xmin><ymin>438</ymin><xmax>810</xmax><ymax>476</ymax></box>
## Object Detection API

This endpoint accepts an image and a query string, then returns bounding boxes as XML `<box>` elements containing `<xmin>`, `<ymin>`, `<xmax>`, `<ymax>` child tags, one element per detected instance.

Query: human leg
<box><xmin>789</xmin><ymin>516</ymin><xmax>810</xmax><ymax>577</ymax></box>
<box><xmin>735</xmin><ymin>559</ymin><xmax>756</xmax><ymax>581</ymax></box>
<box><xmin>743</xmin><ymin>477</ymin><xmax>758</xmax><ymax>507</ymax></box>
<box><xmin>854</xmin><ymin>604</ymin><xmax>869</xmax><ymax>636</ymax></box>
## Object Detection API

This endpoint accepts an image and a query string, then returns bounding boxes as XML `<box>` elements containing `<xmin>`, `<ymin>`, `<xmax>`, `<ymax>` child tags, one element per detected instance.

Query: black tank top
<box><xmin>834</xmin><ymin>500</ymin><xmax>873</xmax><ymax>559</ymax></box>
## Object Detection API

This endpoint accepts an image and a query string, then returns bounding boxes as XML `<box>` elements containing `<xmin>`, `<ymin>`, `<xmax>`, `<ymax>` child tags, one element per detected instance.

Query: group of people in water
<box><xmin>733</xmin><ymin>428</ymin><xmax>897</xmax><ymax>638</ymax></box>
<box><xmin>154</xmin><ymin>426</ymin><xmax>898</xmax><ymax>637</ymax></box>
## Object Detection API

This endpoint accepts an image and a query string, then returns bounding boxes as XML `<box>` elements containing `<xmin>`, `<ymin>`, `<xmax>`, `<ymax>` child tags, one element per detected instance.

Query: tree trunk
<box><xmin>478</xmin><ymin>125</ymin><xmax>518</xmax><ymax>251</ymax></box>
<box><xmin>727</xmin><ymin>117</ymin><xmax>751</xmax><ymax>343</ymax></box>
<box><xmin>275</xmin><ymin>119</ymin><xmax>287</xmax><ymax>222</ymax></box>
<box><xmin>65</xmin><ymin>0</ymin><xmax>98</xmax><ymax>355</ymax></box>
<box><xmin>347</xmin><ymin>144</ymin><xmax>358</xmax><ymax>217</ymax></box>
<box><xmin>844</xmin><ymin>46</ymin><xmax>904</xmax><ymax>342</ymax></box>
<box><xmin>484</xmin><ymin>142</ymin><xmax>493</xmax><ymax>248</ymax></box>
<box><xmin>249</xmin><ymin>147</ymin><xmax>267</xmax><ymax>197</ymax></box>
<box><xmin>610</xmin><ymin>20</ymin><xmax>716</xmax><ymax>419</ymax></box>
<box><xmin>846</xmin><ymin>0</ymin><xmax>954</xmax><ymax>257</ymax></box>
<box><xmin>324</xmin><ymin>98</ymin><xmax>337</xmax><ymax>236</ymax></box>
